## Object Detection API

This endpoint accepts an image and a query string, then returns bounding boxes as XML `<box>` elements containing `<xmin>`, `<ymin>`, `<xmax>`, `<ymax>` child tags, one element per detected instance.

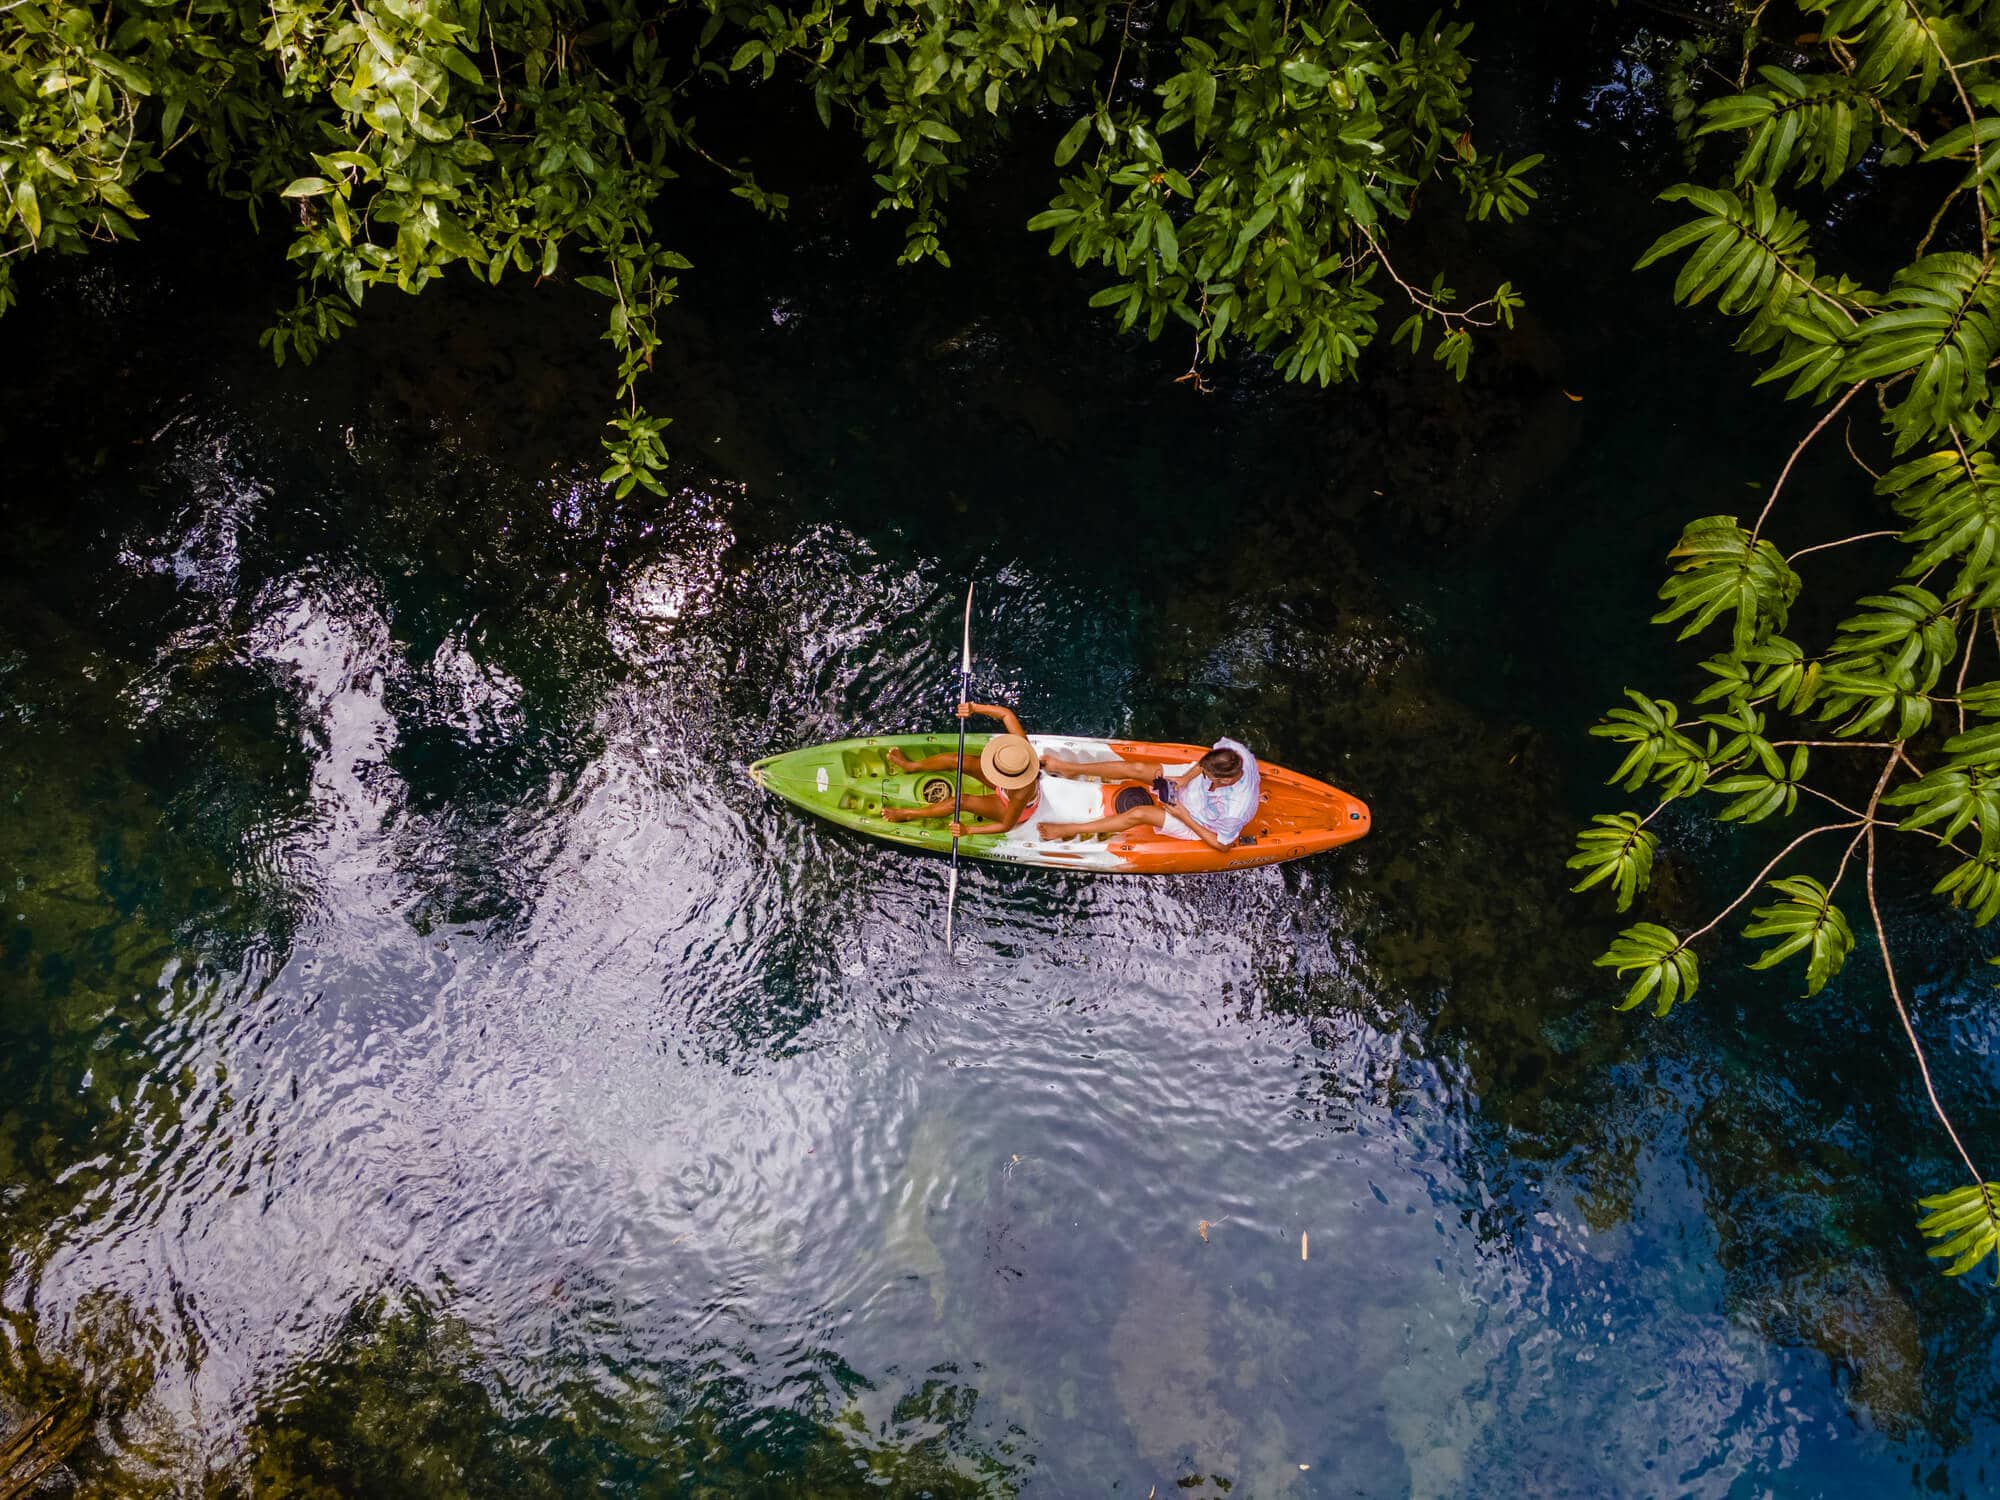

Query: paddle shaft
<box><xmin>946</xmin><ymin>582</ymin><xmax>973</xmax><ymax>951</ymax></box>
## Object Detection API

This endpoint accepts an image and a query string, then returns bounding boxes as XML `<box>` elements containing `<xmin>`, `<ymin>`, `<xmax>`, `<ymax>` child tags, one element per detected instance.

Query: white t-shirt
<box><xmin>1177</xmin><ymin>737</ymin><xmax>1261</xmax><ymax>844</ymax></box>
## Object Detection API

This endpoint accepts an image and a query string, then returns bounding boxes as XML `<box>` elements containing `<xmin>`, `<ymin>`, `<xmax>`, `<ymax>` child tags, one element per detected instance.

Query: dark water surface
<box><xmin>8</xmin><ymin>14</ymin><xmax>2000</xmax><ymax>1497</ymax></box>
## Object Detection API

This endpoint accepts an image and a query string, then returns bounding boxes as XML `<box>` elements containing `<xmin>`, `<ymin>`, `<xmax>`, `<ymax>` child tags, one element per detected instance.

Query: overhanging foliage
<box><xmin>1575</xmin><ymin>0</ymin><xmax>2000</xmax><ymax>1276</ymax></box>
<box><xmin>0</xmin><ymin>0</ymin><xmax>1536</xmax><ymax>490</ymax></box>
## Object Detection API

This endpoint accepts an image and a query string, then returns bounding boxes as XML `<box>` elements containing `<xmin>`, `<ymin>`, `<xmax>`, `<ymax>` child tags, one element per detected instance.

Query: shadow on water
<box><xmin>6</xmin><ymin>7</ymin><xmax>2000</xmax><ymax>1496</ymax></box>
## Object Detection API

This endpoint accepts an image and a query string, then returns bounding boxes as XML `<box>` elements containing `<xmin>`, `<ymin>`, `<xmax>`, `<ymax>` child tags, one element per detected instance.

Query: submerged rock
<box><xmin>1109</xmin><ymin>1253</ymin><xmax>1245</xmax><ymax>1496</ymax></box>
<box><xmin>1758</xmin><ymin>1259</ymin><xmax>1925</xmax><ymax>1434</ymax></box>
<box><xmin>880</xmin><ymin>1112</ymin><xmax>955</xmax><ymax>1319</ymax></box>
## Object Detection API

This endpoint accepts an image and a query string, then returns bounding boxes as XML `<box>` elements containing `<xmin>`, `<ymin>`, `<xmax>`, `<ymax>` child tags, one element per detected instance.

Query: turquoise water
<box><xmin>6</xmin><ymin>15</ymin><xmax>2000</xmax><ymax>1496</ymax></box>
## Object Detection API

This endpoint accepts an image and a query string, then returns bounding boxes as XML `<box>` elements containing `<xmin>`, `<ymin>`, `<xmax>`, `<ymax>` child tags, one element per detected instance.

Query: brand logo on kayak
<box><xmin>816</xmin><ymin>766</ymin><xmax>829</xmax><ymax>793</ymax></box>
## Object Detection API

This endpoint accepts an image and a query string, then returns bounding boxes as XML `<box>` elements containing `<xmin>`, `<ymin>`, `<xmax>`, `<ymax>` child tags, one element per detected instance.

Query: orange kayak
<box><xmin>749</xmin><ymin>733</ymin><xmax>1371</xmax><ymax>874</ymax></box>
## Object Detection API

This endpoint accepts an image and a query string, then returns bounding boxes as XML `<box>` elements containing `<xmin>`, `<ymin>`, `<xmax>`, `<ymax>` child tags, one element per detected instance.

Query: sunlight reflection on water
<box><xmin>17</xmin><ymin>128</ymin><xmax>2000</xmax><ymax>1484</ymax></box>
<box><xmin>1</xmin><ymin>406</ymin><xmax>1916</xmax><ymax>1498</ymax></box>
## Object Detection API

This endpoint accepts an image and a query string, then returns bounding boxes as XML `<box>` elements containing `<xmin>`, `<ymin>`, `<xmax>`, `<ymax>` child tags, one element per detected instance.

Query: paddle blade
<box><xmin>945</xmin><ymin>857</ymin><xmax>959</xmax><ymax>951</ymax></box>
<box><xmin>961</xmin><ymin>582</ymin><xmax>974</xmax><ymax>674</ymax></box>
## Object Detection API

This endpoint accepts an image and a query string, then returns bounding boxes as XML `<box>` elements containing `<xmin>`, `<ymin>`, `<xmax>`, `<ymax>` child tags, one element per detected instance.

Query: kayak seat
<box><xmin>1113</xmin><ymin>785</ymin><xmax>1155</xmax><ymax>815</ymax></box>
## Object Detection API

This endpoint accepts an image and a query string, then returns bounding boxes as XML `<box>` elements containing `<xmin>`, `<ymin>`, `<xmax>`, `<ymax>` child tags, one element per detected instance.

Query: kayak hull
<box><xmin>749</xmin><ymin>734</ymin><xmax>1370</xmax><ymax>874</ymax></box>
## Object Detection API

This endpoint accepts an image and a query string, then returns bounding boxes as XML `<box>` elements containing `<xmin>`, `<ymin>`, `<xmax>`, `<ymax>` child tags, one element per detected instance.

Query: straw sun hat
<box><xmin>978</xmin><ymin>734</ymin><xmax>1041</xmax><ymax>791</ymax></box>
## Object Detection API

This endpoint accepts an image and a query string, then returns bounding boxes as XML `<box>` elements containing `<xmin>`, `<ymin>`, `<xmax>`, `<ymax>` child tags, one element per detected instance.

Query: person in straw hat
<box><xmin>882</xmin><ymin>700</ymin><xmax>1042</xmax><ymax>836</ymax></box>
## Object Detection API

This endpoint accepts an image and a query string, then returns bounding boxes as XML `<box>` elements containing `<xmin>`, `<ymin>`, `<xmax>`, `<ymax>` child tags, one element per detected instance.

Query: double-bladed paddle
<box><xmin>945</xmin><ymin>581</ymin><xmax>973</xmax><ymax>952</ymax></box>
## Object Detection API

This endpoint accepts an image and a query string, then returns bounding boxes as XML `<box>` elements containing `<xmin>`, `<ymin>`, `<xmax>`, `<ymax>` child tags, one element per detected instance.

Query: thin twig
<box><xmin>1915</xmin><ymin>182</ymin><xmax>1967</xmax><ymax>260</ymax></box>
<box><xmin>1102</xmin><ymin>0</ymin><xmax>1138</xmax><ymax>108</ymax></box>
<box><xmin>1957</xmin><ymin>608</ymin><xmax>1980</xmax><ymax>735</ymax></box>
<box><xmin>1917</xmin><ymin>7</ymin><xmax>1993</xmax><ymax>255</ymax></box>
<box><xmin>467</xmin><ymin>16</ymin><xmax>508</xmax><ymax>126</ymax></box>
<box><xmin>1176</xmin><ymin>285</ymin><xmax>1212</xmax><ymax>392</ymax></box>
<box><xmin>1830</xmin><ymin>822</ymin><xmax>1869</xmax><ymax>895</ymax></box>
<box><xmin>1865</xmin><ymin>752</ymin><xmax>1984</xmax><ymax>1181</ymax></box>
<box><xmin>1752</xmin><ymin>383</ymin><xmax>1867</xmax><ymax>545</ymax></box>
<box><xmin>1636</xmin><ymin>796</ymin><xmax>1679</xmax><ymax>829</ymax></box>
<box><xmin>1354</xmin><ymin>221</ymin><xmax>1505</xmax><ymax>329</ymax></box>
<box><xmin>1842</xmin><ymin>416</ymin><xmax>1882</xmax><ymax>481</ymax></box>
<box><xmin>1787</xmin><ymin>530</ymin><xmax>1901</xmax><ymax>563</ymax></box>
<box><xmin>1867</xmin><ymin>88</ymin><xmax>1930</xmax><ymax>156</ymax></box>
<box><xmin>1798</xmin><ymin>782</ymin><xmax>1874</xmax><ymax>821</ymax></box>
<box><xmin>1685</xmin><ymin>821</ymin><xmax>1865</xmax><ymax>944</ymax></box>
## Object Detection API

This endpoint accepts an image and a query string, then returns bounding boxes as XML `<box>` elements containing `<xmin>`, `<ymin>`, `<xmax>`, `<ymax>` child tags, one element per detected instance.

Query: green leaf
<box><xmin>1829</xmin><ymin>585</ymin><xmax>1955</xmax><ymax>691</ymax></box>
<box><xmin>281</xmin><ymin>177</ymin><xmax>334</xmax><ymax>198</ymax></box>
<box><xmin>1636</xmin><ymin>184</ymin><xmax>1815</xmax><ymax>319</ymax></box>
<box><xmin>1935</xmin><ymin>852</ymin><xmax>2000</xmax><ymax>923</ymax></box>
<box><xmin>1706</xmin><ymin>769</ymin><xmax>1798</xmax><ymax>823</ymax></box>
<box><xmin>1191</xmin><ymin>70</ymin><xmax>1216</xmax><ymax>138</ymax></box>
<box><xmin>1837</xmin><ymin>0</ymin><xmax>1938</xmax><ymax>93</ymax></box>
<box><xmin>1884</xmin><ymin>763</ymin><xmax>2000</xmax><ymax>845</ymax></box>
<box><xmin>1883</xmin><ymin>445</ymin><xmax>2000</xmax><ymax>598</ymax></box>
<box><xmin>1945</xmin><ymin>721</ymin><xmax>2000</xmax><ymax>768</ymax></box>
<box><xmin>1699</xmin><ymin>68</ymin><xmax>1870</xmax><ymax>190</ymax></box>
<box><xmin>1053</xmin><ymin>114</ymin><xmax>1093</xmax><ymax>167</ymax></box>
<box><xmin>1595</xmin><ymin>922</ymin><xmax>1700</xmax><ymax>1017</ymax></box>
<box><xmin>1235</xmin><ymin>202</ymin><xmax>1277</xmax><ymax>250</ymax></box>
<box><xmin>1590</xmin><ymin>688</ymin><xmax>1709</xmax><ymax>795</ymax></box>
<box><xmin>1742</xmin><ymin>874</ymin><xmax>1854</xmax><ymax>995</ymax></box>
<box><xmin>430</xmin><ymin>209</ymin><xmax>485</xmax><ymax>260</ymax></box>
<box><xmin>439</xmin><ymin>46</ymin><xmax>485</xmax><ymax>89</ymax></box>
<box><xmin>1917</xmin><ymin>1181</ymin><xmax>2000</xmax><ymax>1278</ymax></box>
<box><xmin>1567</xmin><ymin>811</ymin><xmax>1658</xmax><ymax>911</ymax></box>
<box><xmin>1843</xmin><ymin>254</ymin><xmax>2000</xmax><ymax>450</ymax></box>
<box><xmin>1653</xmin><ymin>515</ymin><xmax>1800</xmax><ymax>654</ymax></box>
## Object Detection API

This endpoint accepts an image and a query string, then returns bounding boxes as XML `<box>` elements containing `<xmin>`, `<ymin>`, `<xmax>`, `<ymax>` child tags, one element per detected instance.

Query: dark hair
<box><xmin>1199</xmin><ymin>747</ymin><xmax>1242</xmax><ymax>779</ymax></box>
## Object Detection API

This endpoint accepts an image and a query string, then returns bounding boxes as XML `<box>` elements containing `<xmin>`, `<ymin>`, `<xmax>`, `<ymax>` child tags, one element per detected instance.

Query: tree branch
<box><xmin>1865</xmin><ymin>750</ymin><xmax>1984</xmax><ymax>1181</ymax></box>
<box><xmin>1353</xmin><ymin>221</ymin><xmax>1505</xmax><ymax>330</ymax></box>
<box><xmin>1913</xmin><ymin>2</ymin><xmax>1993</xmax><ymax>256</ymax></box>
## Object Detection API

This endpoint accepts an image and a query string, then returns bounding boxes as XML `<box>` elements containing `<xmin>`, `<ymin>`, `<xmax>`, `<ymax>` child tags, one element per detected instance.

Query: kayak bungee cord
<box><xmin>946</xmin><ymin>581</ymin><xmax>974</xmax><ymax>952</ymax></box>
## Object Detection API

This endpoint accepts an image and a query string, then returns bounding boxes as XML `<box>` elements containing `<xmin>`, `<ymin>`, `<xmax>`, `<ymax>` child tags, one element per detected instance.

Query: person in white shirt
<box><xmin>1040</xmin><ymin>737</ymin><xmax>1261</xmax><ymax>851</ymax></box>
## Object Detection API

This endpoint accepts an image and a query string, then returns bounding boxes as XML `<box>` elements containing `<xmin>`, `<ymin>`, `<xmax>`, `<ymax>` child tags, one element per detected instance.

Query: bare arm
<box><xmin>950</xmin><ymin>817</ymin><xmax>1013</xmax><ymax>837</ymax></box>
<box><xmin>1165</xmin><ymin>802</ymin><xmax>1231</xmax><ymax>851</ymax></box>
<box><xmin>951</xmin><ymin>789</ymin><xmax>1033</xmax><ymax>839</ymax></box>
<box><xmin>961</xmin><ymin>700</ymin><xmax>1028</xmax><ymax>737</ymax></box>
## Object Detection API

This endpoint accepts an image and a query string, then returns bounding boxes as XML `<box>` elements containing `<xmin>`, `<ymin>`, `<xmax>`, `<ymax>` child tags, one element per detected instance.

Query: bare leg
<box><xmin>1040</xmin><ymin>755</ymin><xmax>1165</xmax><ymax>782</ymax></box>
<box><xmin>886</xmin><ymin>747</ymin><xmax>980</xmax><ymax>775</ymax></box>
<box><xmin>1041</xmin><ymin>805</ymin><xmax>1167</xmax><ymax>840</ymax></box>
<box><xmin>885</xmin><ymin>792</ymin><xmax>1007</xmax><ymax>824</ymax></box>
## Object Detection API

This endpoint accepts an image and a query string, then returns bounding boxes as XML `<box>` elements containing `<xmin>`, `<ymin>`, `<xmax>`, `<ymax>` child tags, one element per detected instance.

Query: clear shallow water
<box><xmin>8</xmin><ymin>16</ymin><xmax>2000</xmax><ymax>1497</ymax></box>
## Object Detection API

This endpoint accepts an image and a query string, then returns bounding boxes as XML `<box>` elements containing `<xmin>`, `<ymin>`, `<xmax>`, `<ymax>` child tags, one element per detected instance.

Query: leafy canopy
<box><xmin>0</xmin><ymin>0</ymin><xmax>1537</xmax><ymax>489</ymax></box>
